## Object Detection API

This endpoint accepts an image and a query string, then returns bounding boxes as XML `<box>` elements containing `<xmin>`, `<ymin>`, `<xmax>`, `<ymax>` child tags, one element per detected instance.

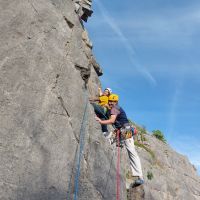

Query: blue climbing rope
<box><xmin>66</xmin><ymin>143</ymin><xmax>78</xmax><ymax>199</ymax></box>
<box><xmin>74</xmin><ymin>91</ymin><xmax>88</xmax><ymax>200</ymax></box>
<box><xmin>66</xmin><ymin>90</ymin><xmax>88</xmax><ymax>200</ymax></box>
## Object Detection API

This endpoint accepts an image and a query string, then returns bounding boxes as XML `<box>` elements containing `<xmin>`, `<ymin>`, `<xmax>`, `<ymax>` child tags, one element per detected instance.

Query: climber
<box><xmin>95</xmin><ymin>94</ymin><xmax>144</xmax><ymax>188</ymax></box>
<box><xmin>90</xmin><ymin>87</ymin><xmax>112</xmax><ymax>136</ymax></box>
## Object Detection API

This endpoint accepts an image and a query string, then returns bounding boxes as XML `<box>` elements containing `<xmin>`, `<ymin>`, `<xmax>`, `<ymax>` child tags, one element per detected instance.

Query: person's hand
<box><xmin>98</xmin><ymin>87</ymin><xmax>103</xmax><ymax>96</ymax></box>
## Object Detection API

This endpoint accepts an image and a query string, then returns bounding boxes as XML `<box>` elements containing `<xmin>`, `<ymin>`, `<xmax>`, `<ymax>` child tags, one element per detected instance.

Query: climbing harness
<box><xmin>67</xmin><ymin>90</ymin><xmax>88</xmax><ymax>200</ymax></box>
<box><xmin>110</xmin><ymin>125</ymin><xmax>137</xmax><ymax>147</ymax></box>
<box><xmin>120</xmin><ymin>126</ymin><xmax>134</xmax><ymax>140</ymax></box>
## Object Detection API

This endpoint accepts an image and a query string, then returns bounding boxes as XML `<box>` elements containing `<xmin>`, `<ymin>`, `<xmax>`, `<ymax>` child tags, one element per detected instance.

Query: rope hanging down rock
<box><xmin>74</xmin><ymin>91</ymin><xmax>88</xmax><ymax>200</ymax></box>
<box><xmin>66</xmin><ymin>90</ymin><xmax>88</xmax><ymax>200</ymax></box>
<box><xmin>67</xmin><ymin>92</ymin><xmax>123</xmax><ymax>200</ymax></box>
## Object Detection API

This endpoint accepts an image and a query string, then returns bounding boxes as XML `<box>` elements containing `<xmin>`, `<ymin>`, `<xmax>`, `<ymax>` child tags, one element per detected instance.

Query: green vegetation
<box><xmin>134</xmin><ymin>141</ymin><xmax>155</xmax><ymax>160</ymax></box>
<box><xmin>139</xmin><ymin>125</ymin><xmax>147</xmax><ymax>135</ymax></box>
<box><xmin>129</xmin><ymin>119</ymin><xmax>157</xmax><ymax>161</ymax></box>
<box><xmin>152</xmin><ymin>130</ymin><xmax>166</xmax><ymax>143</ymax></box>
<box><xmin>147</xmin><ymin>171</ymin><xmax>153</xmax><ymax>180</ymax></box>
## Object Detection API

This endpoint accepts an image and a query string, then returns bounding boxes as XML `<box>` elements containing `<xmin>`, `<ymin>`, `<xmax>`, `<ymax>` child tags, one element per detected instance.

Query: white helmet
<box><xmin>105</xmin><ymin>87</ymin><xmax>112</xmax><ymax>94</ymax></box>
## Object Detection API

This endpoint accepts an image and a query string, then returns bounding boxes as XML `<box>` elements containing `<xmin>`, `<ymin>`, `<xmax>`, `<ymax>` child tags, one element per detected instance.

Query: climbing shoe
<box><xmin>129</xmin><ymin>178</ymin><xmax>144</xmax><ymax>188</ymax></box>
<box><xmin>103</xmin><ymin>132</ymin><xmax>112</xmax><ymax>139</ymax></box>
<box><xmin>103</xmin><ymin>132</ymin><xmax>108</xmax><ymax>137</ymax></box>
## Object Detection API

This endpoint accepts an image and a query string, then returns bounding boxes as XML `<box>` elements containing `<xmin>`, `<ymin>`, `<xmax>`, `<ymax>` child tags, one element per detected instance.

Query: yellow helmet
<box><xmin>108</xmin><ymin>94</ymin><xmax>119</xmax><ymax>101</ymax></box>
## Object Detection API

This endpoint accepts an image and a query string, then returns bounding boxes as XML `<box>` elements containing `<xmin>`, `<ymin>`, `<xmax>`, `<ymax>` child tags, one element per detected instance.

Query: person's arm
<box><xmin>89</xmin><ymin>97</ymin><xmax>99</xmax><ymax>102</ymax></box>
<box><xmin>98</xmin><ymin>87</ymin><xmax>103</xmax><ymax>96</ymax></box>
<box><xmin>89</xmin><ymin>87</ymin><xmax>102</xmax><ymax>102</ymax></box>
<box><xmin>95</xmin><ymin>114</ymin><xmax>117</xmax><ymax>124</ymax></box>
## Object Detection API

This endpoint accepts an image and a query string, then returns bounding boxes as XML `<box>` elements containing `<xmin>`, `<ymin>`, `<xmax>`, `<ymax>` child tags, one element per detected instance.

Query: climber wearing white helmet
<box><xmin>104</xmin><ymin>87</ymin><xmax>112</xmax><ymax>95</ymax></box>
<box><xmin>89</xmin><ymin>87</ymin><xmax>112</xmax><ymax>134</ymax></box>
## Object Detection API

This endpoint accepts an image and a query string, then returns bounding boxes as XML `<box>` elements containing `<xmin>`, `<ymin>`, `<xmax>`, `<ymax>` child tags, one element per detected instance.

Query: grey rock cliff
<box><xmin>129</xmin><ymin>134</ymin><xmax>200</xmax><ymax>200</ymax></box>
<box><xmin>0</xmin><ymin>0</ymin><xmax>122</xmax><ymax>199</ymax></box>
<box><xmin>0</xmin><ymin>1</ymin><xmax>200</xmax><ymax>200</ymax></box>
<box><xmin>138</xmin><ymin>135</ymin><xmax>200</xmax><ymax>200</ymax></box>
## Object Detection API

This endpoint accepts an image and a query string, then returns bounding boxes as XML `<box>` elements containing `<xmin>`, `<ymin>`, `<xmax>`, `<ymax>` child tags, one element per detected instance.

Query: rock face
<box><xmin>0</xmin><ymin>0</ymin><xmax>122</xmax><ymax>199</ymax></box>
<box><xmin>0</xmin><ymin>1</ymin><xmax>200</xmax><ymax>200</ymax></box>
<box><xmin>129</xmin><ymin>134</ymin><xmax>200</xmax><ymax>200</ymax></box>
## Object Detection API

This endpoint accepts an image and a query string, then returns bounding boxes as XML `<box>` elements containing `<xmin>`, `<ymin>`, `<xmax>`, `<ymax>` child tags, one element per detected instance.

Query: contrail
<box><xmin>167</xmin><ymin>71</ymin><xmax>185</xmax><ymax>140</ymax></box>
<box><xmin>95</xmin><ymin>0</ymin><xmax>157</xmax><ymax>86</ymax></box>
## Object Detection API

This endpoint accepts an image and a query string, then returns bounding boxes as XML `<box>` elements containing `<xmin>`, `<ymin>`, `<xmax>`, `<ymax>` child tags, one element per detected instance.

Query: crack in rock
<box><xmin>57</xmin><ymin>96</ymin><xmax>79</xmax><ymax>142</ymax></box>
<box><xmin>75</xmin><ymin>63</ymin><xmax>91</xmax><ymax>84</ymax></box>
<box><xmin>57</xmin><ymin>96</ymin><xmax>70</xmax><ymax>118</ymax></box>
<box><xmin>63</xmin><ymin>16</ymin><xmax>74</xmax><ymax>29</ymax></box>
<box><xmin>52</xmin><ymin>74</ymin><xmax>60</xmax><ymax>90</ymax></box>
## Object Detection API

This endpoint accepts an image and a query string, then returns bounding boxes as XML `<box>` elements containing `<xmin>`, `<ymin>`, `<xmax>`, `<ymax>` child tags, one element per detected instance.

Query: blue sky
<box><xmin>85</xmin><ymin>0</ymin><xmax>200</xmax><ymax>175</ymax></box>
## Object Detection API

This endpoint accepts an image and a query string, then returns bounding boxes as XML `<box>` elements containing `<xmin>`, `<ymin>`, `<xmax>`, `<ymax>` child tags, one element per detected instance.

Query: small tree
<box><xmin>152</xmin><ymin>130</ymin><xmax>166</xmax><ymax>143</ymax></box>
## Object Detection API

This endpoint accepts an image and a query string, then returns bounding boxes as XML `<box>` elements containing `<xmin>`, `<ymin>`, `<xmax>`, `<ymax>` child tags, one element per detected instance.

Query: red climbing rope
<box><xmin>116</xmin><ymin>129</ymin><xmax>120</xmax><ymax>200</ymax></box>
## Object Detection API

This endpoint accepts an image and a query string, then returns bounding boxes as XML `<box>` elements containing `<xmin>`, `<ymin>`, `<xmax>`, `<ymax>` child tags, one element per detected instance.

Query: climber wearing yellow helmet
<box><xmin>95</xmin><ymin>94</ymin><xmax>144</xmax><ymax>188</ymax></box>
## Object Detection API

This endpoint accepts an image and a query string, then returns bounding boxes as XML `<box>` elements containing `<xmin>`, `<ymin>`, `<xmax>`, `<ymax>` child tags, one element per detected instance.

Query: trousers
<box><xmin>91</xmin><ymin>103</ymin><xmax>108</xmax><ymax>132</ymax></box>
<box><xmin>124</xmin><ymin>137</ymin><xmax>143</xmax><ymax>178</ymax></box>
